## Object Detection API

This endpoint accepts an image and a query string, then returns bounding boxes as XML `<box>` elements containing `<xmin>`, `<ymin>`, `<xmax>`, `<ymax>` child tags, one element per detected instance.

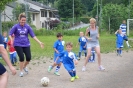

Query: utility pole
<box><xmin>128</xmin><ymin>0</ymin><xmax>130</xmax><ymax>19</ymax></box>
<box><xmin>96</xmin><ymin>0</ymin><xmax>99</xmax><ymax>26</ymax></box>
<box><xmin>0</xmin><ymin>10</ymin><xmax>2</xmax><ymax>34</ymax></box>
<box><xmin>25</xmin><ymin>0</ymin><xmax>28</xmax><ymax>23</ymax></box>
<box><xmin>73</xmin><ymin>0</ymin><xmax>74</xmax><ymax>27</ymax></box>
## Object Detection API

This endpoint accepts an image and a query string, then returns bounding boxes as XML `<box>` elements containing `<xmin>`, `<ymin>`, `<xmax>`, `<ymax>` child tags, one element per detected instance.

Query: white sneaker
<box><xmin>82</xmin><ymin>66</ymin><xmax>86</xmax><ymax>71</ymax></box>
<box><xmin>98</xmin><ymin>65</ymin><xmax>105</xmax><ymax>71</ymax></box>
<box><xmin>19</xmin><ymin>72</ymin><xmax>24</xmax><ymax>77</ymax></box>
<box><xmin>24</xmin><ymin>67</ymin><xmax>28</xmax><ymax>74</ymax></box>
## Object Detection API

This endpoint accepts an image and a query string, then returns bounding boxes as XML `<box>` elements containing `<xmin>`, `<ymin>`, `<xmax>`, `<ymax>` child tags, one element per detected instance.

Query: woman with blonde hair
<box><xmin>9</xmin><ymin>13</ymin><xmax>44</xmax><ymax>77</ymax></box>
<box><xmin>82</xmin><ymin>18</ymin><xmax>105</xmax><ymax>71</ymax></box>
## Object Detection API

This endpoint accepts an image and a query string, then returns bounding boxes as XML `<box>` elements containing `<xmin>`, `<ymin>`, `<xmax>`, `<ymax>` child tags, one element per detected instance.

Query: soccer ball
<box><xmin>41</xmin><ymin>77</ymin><xmax>50</xmax><ymax>87</ymax></box>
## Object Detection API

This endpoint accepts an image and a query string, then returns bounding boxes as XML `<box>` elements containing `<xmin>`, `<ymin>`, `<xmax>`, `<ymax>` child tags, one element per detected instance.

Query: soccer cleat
<box><xmin>54</xmin><ymin>72</ymin><xmax>60</xmax><ymax>76</ymax></box>
<box><xmin>70</xmin><ymin>77</ymin><xmax>75</xmax><ymax>82</ymax></box>
<box><xmin>98</xmin><ymin>65</ymin><xmax>105</xmax><ymax>71</ymax></box>
<box><xmin>19</xmin><ymin>72</ymin><xmax>24</xmax><ymax>77</ymax></box>
<box><xmin>23</xmin><ymin>67</ymin><xmax>28</xmax><ymax>74</ymax></box>
<box><xmin>82</xmin><ymin>66</ymin><xmax>86</xmax><ymax>71</ymax></box>
<box><xmin>48</xmin><ymin>66</ymin><xmax>52</xmax><ymax>72</ymax></box>
<box><xmin>78</xmin><ymin>58</ymin><xmax>80</xmax><ymax>60</ymax></box>
<box><xmin>75</xmin><ymin>75</ymin><xmax>79</xmax><ymax>79</ymax></box>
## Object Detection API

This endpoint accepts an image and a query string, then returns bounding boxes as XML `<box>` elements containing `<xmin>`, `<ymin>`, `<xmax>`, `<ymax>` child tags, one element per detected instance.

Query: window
<box><xmin>45</xmin><ymin>11</ymin><xmax>47</xmax><ymax>17</ymax></box>
<box><xmin>41</xmin><ymin>11</ymin><xmax>44</xmax><ymax>17</ymax></box>
<box><xmin>32</xmin><ymin>14</ymin><xmax>35</xmax><ymax>21</ymax></box>
<box><xmin>49</xmin><ymin>12</ymin><xmax>52</xmax><ymax>17</ymax></box>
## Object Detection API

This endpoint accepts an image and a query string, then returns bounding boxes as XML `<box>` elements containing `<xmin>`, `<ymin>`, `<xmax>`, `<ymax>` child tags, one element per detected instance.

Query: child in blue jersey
<box><xmin>2</xmin><ymin>31</ymin><xmax>8</xmax><ymax>49</ymax></box>
<box><xmin>57</xmin><ymin>42</ymin><xmax>79</xmax><ymax>82</ymax></box>
<box><xmin>76</xmin><ymin>32</ymin><xmax>87</xmax><ymax>60</ymax></box>
<box><xmin>115</xmin><ymin>29</ymin><xmax>125</xmax><ymax>56</ymax></box>
<box><xmin>48</xmin><ymin>33</ymin><xmax>65</xmax><ymax>76</ymax></box>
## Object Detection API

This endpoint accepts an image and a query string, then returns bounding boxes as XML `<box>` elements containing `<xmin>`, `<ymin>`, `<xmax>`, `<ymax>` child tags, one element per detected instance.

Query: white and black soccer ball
<box><xmin>41</xmin><ymin>77</ymin><xmax>50</xmax><ymax>87</ymax></box>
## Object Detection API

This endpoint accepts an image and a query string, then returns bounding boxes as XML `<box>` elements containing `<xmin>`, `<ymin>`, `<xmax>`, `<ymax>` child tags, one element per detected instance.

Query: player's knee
<box><xmin>2</xmin><ymin>71</ymin><xmax>9</xmax><ymax>79</ymax></box>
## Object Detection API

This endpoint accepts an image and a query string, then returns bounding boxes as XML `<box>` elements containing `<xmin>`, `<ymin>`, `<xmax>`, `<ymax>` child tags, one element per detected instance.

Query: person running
<box><xmin>56</xmin><ymin>42</ymin><xmax>79</xmax><ymax>82</ymax></box>
<box><xmin>0</xmin><ymin>34</ymin><xmax>16</xmax><ymax>88</ymax></box>
<box><xmin>119</xmin><ymin>20</ymin><xmax>131</xmax><ymax>48</ymax></box>
<box><xmin>76</xmin><ymin>32</ymin><xmax>87</xmax><ymax>60</ymax></box>
<box><xmin>82</xmin><ymin>18</ymin><xmax>105</xmax><ymax>71</ymax></box>
<box><xmin>9</xmin><ymin>13</ymin><xmax>44</xmax><ymax>77</ymax></box>
<box><xmin>48</xmin><ymin>33</ymin><xmax>65</xmax><ymax>76</ymax></box>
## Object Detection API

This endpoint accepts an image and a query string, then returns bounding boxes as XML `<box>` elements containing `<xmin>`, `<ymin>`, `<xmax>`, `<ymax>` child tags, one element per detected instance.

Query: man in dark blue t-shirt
<box><xmin>0</xmin><ymin>34</ymin><xmax>16</xmax><ymax>88</ymax></box>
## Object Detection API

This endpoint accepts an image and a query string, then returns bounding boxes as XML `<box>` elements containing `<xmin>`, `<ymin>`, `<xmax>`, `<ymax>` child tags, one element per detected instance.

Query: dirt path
<box><xmin>7</xmin><ymin>51</ymin><xmax>133</xmax><ymax>88</ymax></box>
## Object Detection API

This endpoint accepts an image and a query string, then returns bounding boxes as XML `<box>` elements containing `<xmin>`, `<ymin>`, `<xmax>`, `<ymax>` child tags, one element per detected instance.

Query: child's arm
<box><xmin>115</xmin><ymin>30</ymin><xmax>119</xmax><ymax>34</ymax></box>
<box><xmin>54</xmin><ymin>48</ymin><xmax>59</xmax><ymax>54</ymax></box>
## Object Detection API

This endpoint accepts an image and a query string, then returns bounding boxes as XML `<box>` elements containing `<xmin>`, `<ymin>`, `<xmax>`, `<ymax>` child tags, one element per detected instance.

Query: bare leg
<box><xmin>19</xmin><ymin>62</ymin><xmax>24</xmax><ymax>72</ymax></box>
<box><xmin>84</xmin><ymin>48</ymin><xmax>91</xmax><ymax>66</ymax></box>
<box><xmin>23</xmin><ymin>61</ymin><xmax>29</xmax><ymax>68</ymax></box>
<box><xmin>95</xmin><ymin>46</ymin><xmax>101</xmax><ymax>66</ymax></box>
<box><xmin>0</xmin><ymin>71</ymin><xmax>8</xmax><ymax>88</ymax></box>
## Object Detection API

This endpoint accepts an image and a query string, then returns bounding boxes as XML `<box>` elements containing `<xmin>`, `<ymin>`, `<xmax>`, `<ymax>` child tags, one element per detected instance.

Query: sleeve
<box><xmin>28</xmin><ymin>25</ymin><xmax>35</xmax><ymax>38</ymax></box>
<box><xmin>74</xmin><ymin>53</ymin><xmax>78</xmax><ymax>60</ymax></box>
<box><xmin>0</xmin><ymin>34</ymin><xmax>4</xmax><ymax>46</ymax></box>
<box><xmin>53</xmin><ymin>41</ymin><xmax>57</xmax><ymax>48</ymax></box>
<box><xmin>119</xmin><ymin>24</ymin><xmax>122</xmax><ymax>30</ymax></box>
<box><xmin>9</xmin><ymin>24</ymin><xmax>17</xmax><ymax>36</ymax></box>
<box><xmin>116</xmin><ymin>33</ymin><xmax>118</xmax><ymax>36</ymax></box>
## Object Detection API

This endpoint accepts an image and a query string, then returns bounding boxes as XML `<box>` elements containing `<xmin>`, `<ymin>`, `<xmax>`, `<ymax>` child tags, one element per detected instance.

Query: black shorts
<box><xmin>15</xmin><ymin>46</ymin><xmax>31</xmax><ymax>62</ymax></box>
<box><xmin>0</xmin><ymin>63</ymin><xmax>6</xmax><ymax>75</ymax></box>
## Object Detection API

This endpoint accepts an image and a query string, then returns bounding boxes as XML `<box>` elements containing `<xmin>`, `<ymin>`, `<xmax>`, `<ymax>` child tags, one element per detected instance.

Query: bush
<box><xmin>2</xmin><ymin>21</ymin><xmax>18</xmax><ymax>32</ymax></box>
<box><xmin>80</xmin><ymin>17</ymin><xmax>91</xmax><ymax>23</ymax></box>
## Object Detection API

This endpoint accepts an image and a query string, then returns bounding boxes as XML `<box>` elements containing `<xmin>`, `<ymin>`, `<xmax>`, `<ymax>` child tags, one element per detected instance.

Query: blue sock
<box><xmin>79</xmin><ymin>52</ymin><xmax>81</xmax><ymax>58</ymax></box>
<box><xmin>117</xmin><ymin>50</ymin><xmax>119</xmax><ymax>54</ymax></box>
<box><xmin>84</xmin><ymin>52</ymin><xmax>87</xmax><ymax>57</ymax></box>
<box><xmin>55</xmin><ymin>66</ymin><xmax>60</xmax><ymax>72</ymax></box>
<box><xmin>73</xmin><ymin>71</ymin><xmax>76</xmax><ymax>76</ymax></box>
<box><xmin>68</xmin><ymin>71</ymin><xmax>74</xmax><ymax>77</ymax></box>
<box><xmin>120</xmin><ymin>49</ymin><xmax>122</xmax><ymax>54</ymax></box>
<box><xmin>92</xmin><ymin>53</ymin><xmax>95</xmax><ymax>61</ymax></box>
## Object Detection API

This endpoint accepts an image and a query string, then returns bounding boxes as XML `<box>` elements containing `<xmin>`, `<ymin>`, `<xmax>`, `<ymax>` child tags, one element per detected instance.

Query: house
<box><xmin>2</xmin><ymin>0</ymin><xmax>59</xmax><ymax>29</ymax></box>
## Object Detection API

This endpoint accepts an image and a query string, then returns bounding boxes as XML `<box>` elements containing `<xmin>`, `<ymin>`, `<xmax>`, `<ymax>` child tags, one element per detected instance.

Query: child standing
<box><xmin>48</xmin><ymin>33</ymin><xmax>65</xmax><ymax>76</ymax></box>
<box><xmin>57</xmin><ymin>42</ymin><xmax>79</xmax><ymax>82</ymax></box>
<box><xmin>115</xmin><ymin>29</ymin><xmax>125</xmax><ymax>56</ymax></box>
<box><xmin>2</xmin><ymin>31</ymin><xmax>8</xmax><ymax>49</ymax></box>
<box><xmin>76</xmin><ymin>32</ymin><xmax>87</xmax><ymax>60</ymax></box>
<box><xmin>7</xmin><ymin>34</ymin><xmax>17</xmax><ymax>65</ymax></box>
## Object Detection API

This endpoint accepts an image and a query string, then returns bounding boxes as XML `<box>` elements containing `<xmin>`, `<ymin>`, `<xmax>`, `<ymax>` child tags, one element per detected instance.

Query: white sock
<box><xmin>126</xmin><ymin>41</ymin><xmax>130</xmax><ymax>47</ymax></box>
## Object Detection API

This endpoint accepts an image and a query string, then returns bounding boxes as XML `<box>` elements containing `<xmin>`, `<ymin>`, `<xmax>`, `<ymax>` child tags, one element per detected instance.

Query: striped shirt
<box><xmin>119</xmin><ymin>24</ymin><xmax>127</xmax><ymax>34</ymax></box>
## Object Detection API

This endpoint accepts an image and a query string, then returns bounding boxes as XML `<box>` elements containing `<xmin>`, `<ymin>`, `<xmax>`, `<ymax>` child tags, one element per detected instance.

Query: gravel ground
<box><xmin>7</xmin><ymin>51</ymin><xmax>133</xmax><ymax>88</ymax></box>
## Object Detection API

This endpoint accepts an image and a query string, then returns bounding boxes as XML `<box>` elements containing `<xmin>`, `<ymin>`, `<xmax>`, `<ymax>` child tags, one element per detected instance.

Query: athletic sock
<box><xmin>126</xmin><ymin>41</ymin><xmax>130</xmax><ymax>47</ymax></box>
<box><xmin>73</xmin><ymin>71</ymin><xmax>76</xmax><ymax>76</ymax></box>
<box><xmin>68</xmin><ymin>71</ymin><xmax>74</xmax><ymax>77</ymax></box>
<box><xmin>84</xmin><ymin>52</ymin><xmax>87</xmax><ymax>57</ymax></box>
<box><xmin>79</xmin><ymin>52</ymin><xmax>81</xmax><ymax>58</ymax></box>
<box><xmin>117</xmin><ymin>50</ymin><xmax>119</xmax><ymax>54</ymax></box>
<box><xmin>55</xmin><ymin>66</ymin><xmax>60</xmax><ymax>72</ymax></box>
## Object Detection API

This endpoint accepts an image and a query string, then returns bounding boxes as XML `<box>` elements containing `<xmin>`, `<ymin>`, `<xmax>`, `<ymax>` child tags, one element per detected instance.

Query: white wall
<box><xmin>1</xmin><ymin>6</ymin><xmax>13</xmax><ymax>21</ymax></box>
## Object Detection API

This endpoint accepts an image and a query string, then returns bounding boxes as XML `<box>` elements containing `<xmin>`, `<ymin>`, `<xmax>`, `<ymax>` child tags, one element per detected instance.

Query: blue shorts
<box><xmin>0</xmin><ymin>63</ymin><xmax>6</xmax><ymax>75</ymax></box>
<box><xmin>116</xmin><ymin>43</ymin><xmax>123</xmax><ymax>48</ymax></box>
<box><xmin>79</xmin><ymin>46</ymin><xmax>86</xmax><ymax>52</ymax></box>
<box><xmin>123</xmin><ymin>35</ymin><xmax>128</xmax><ymax>41</ymax></box>
<box><xmin>63</xmin><ymin>64</ymin><xmax>75</xmax><ymax>71</ymax></box>
<box><xmin>54</xmin><ymin>53</ymin><xmax>63</xmax><ymax>64</ymax></box>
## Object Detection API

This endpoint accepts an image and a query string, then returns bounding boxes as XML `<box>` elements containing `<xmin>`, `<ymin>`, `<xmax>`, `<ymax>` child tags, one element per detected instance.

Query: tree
<box><xmin>101</xmin><ymin>3</ymin><xmax>128</xmax><ymax>33</ymax></box>
<box><xmin>58</xmin><ymin>0</ymin><xmax>85</xmax><ymax>18</ymax></box>
<box><xmin>12</xmin><ymin>3</ymin><xmax>31</xmax><ymax>24</ymax></box>
<box><xmin>0</xmin><ymin>0</ymin><xmax>15</xmax><ymax>34</ymax></box>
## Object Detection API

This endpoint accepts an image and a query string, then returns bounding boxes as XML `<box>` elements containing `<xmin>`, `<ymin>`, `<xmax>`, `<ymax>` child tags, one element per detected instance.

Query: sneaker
<box><xmin>70</xmin><ymin>77</ymin><xmax>75</xmax><ymax>82</ymax></box>
<box><xmin>48</xmin><ymin>66</ymin><xmax>52</xmax><ymax>72</ymax></box>
<box><xmin>98</xmin><ymin>65</ymin><xmax>105</xmax><ymax>71</ymax></box>
<box><xmin>78</xmin><ymin>58</ymin><xmax>80</xmax><ymax>60</ymax></box>
<box><xmin>75</xmin><ymin>75</ymin><xmax>79</xmax><ymax>79</ymax></box>
<box><xmin>54</xmin><ymin>72</ymin><xmax>60</xmax><ymax>76</ymax></box>
<box><xmin>82</xmin><ymin>66</ymin><xmax>86</xmax><ymax>71</ymax></box>
<box><xmin>19</xmin><ymin>72</ymin><xmax>24</xmax><ymax>77</ymax></box>
<box><xmin>23</xmin><ymin>67</ymin><xmax>28</xmax><ymax>74</ymax></box>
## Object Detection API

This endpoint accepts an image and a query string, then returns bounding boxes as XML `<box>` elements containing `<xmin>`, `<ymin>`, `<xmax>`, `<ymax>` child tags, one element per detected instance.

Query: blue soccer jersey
<box><xmin>53</xmin><ymin>40</ymin><xmax>65</xmax><ymax>53</ymax></box>
<box><xmin>78</xmin><ymin>37</ymin><xmax>87</xmax><ymax>47</ymax></box>
<box><xmin>120</xmin><ymin>24</ymin><xmax>127</xmax><ymax>34</ymax></box>
<box><xmin>116</xmin><ymin>33</ymin><xmax>124</xmax><ymax>43</ymax></box>
<box><xmin>59</xmin><ymin>51</ymin><xmax>77</xmax><ymax>71</ymax></box>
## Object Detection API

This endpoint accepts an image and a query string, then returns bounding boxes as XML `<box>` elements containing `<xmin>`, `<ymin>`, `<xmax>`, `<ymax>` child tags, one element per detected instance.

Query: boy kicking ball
<box><xmin>56</xmin><ymin>42</ymin><xmax>79</xmax><ymax>82</ymax></box>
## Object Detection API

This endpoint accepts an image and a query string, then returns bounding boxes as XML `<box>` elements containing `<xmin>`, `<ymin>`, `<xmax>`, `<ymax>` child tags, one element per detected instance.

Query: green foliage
<box><xmin>2</xmin><ymin>21</ymin><xmax>17</xmax><ymax>32</ymax></box>
<box><xmin>0</xmin><ymin>0</ymin><xmax>15</xmax><ymax>10</ymax></box>
<box><xmin>58</xmin><ymin>0</ymin><xmax>85</xmax><ymax>18</ymax></box>
<box><xmin>101</xmin><ymin>3</ymin><xmax>128</xmax><ymax>33</ymax></box>
<box><xmin>12</xmin><ymin>3</ymin><xmax>31</xmax><ymax>23</ymax></box>
<box><xmin>80</xmin><ymin>17</ymin><xmax>91</xmax><ymax>23</ymax></box>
